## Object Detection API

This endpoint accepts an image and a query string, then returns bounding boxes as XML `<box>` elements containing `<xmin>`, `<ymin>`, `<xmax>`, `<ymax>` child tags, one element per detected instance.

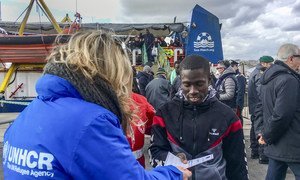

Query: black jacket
<box><xmin>248</xmin><ymin>64</ymin><xmax>264</xmax><ymax>115</ymax></box>
<box><xmin>145</xmin><ymin>76</ymin><xmax>171</xmax><ymax>110</ymax></box>
<box><xmin>257</xmin><ymin>61</ymin><xmax>300</xmax><ymax>162</ymax></box>
<box><xmin>236</xmin><ymin>72</ymin><xmax>246</xmax><ymax>109</ymax></box>
<box><xmin>149</xmin><ymin>94</ymin><xmax>248</xmax><ymax>180</ymax></box>
<box><xmin>137</xmin><ymin>72</ymin><xmax>153</xmax><ymax>96</ymax></box>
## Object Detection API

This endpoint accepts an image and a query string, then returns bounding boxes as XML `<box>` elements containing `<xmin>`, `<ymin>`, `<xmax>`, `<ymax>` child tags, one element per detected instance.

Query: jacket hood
<box><xmin>260</xmin><ymin>61</ymin><xmax>299</xmax><ymax>85</ymax></box>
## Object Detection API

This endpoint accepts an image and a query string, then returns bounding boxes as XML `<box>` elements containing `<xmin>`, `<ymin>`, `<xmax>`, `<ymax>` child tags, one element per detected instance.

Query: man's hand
<box><xmin>258</xmin><ymin>135</ymin><xmax>266</xmax><ymax>145</ymax></box>
<box><xmin>176</xmin><ymin>166</ymin><xmax>192</xmax><ymax>180</ymax></box>
<box><xmin>176</xmin><ymin>152</ymin><xmax>188</xmax><ymax>164</ymax></box>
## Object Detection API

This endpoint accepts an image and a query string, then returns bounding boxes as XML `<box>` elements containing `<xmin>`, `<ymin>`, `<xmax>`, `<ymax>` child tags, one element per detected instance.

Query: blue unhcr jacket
<box><xmin>3</xmin><ymin>74</ymin><xmax>182</xmax><ymax>180</ymax></box>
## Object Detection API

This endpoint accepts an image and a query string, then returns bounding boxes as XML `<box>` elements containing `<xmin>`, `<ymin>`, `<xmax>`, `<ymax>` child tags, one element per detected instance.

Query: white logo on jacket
<box><xmin>3</xmin><ymin>141</ymin><xmax>55</xmax><ymax>178</ymax></box>
<box><xmin>209</xmin><ymin>128</ymin><xmax>219</xmax><ymax>136</ymax></box>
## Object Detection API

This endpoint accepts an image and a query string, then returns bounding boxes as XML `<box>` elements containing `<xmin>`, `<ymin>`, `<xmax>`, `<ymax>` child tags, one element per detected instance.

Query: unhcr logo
<box><xmin>2</xmin><ymin>141</ymin><xmax>55</xmax><ymax>178</ymax></box>
<box><xmin>194</xmin><ymin>32</ymin><xmax>215</xmax><ymax>52</ymax></box>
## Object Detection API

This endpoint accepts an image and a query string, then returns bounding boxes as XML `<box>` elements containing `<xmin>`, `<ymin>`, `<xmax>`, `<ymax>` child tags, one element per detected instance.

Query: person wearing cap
<box><xmin>255</xmin><ymin>44</ymin><xmax>300</xmax><ymax>179</ymax></box>
<box><xmin>231</xmin><ymin>60</ymin><xmax>246</xmax><ymax>126</ymax></box>
<box><xmin>248</xmin><ymin>55</ymin><xmax>274</xmax><ymax>164</ymax></box>
<box><xmin>215</xmin><ymin>60</ymin><xmax>238</xmax><ymax>109</ymax></box>
<box><xmin>137</xmin><ymin>65</ymin><xmax>154</xmax><ymax>96</ymax></box>
<box><xmin>145</xmin><ymin>68</ymin><xmax>171</xmax><ymax>110</ymax></box>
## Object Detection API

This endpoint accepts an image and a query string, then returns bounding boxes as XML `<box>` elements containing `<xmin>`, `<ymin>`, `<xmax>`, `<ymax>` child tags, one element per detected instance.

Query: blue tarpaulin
<box><xmin>186</xmin><ymin>4</ymin><xmax>223</xmax><ymax>64</ymax></box>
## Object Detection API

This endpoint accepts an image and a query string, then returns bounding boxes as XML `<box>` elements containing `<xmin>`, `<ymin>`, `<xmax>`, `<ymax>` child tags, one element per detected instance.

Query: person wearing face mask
<box><xmin>248</xmin><ymin>56</ymin><xmax>274</xmax><ymax>164</ymax></box>
<box><xmin>255</xmin><ymin>44</ymin><xmax>300</xmax><ymax>180</ymax></box>
<box><xmin>149</xmin><ymin>55</ymin><xmax>248</xmax><ymax>180</ymax></box>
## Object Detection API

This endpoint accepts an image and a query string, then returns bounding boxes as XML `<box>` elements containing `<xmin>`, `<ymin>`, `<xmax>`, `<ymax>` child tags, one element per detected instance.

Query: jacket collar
<box><xmin>36</xmin><ymin>74</ymin><xmax>82</xmax><ymax>100</ymax></box>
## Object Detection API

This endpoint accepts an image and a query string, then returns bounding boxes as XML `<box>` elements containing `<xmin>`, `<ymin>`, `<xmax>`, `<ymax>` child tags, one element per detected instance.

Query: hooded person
<box><xmin>2</xmin><ymin>30</ymin><xmax>191</xmax><ymax>180</ymax></box>
<box><xmin>255</xmin><ymin>44</ymin><xmax>300</xmax><ymax>179</ymax></box>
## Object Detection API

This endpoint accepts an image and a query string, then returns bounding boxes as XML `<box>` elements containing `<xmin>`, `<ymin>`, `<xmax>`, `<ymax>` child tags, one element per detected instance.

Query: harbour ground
<box><xmin>0</xmin><ymin>113</ymin><xmax>294</xmax><ymax>179</ymax></box>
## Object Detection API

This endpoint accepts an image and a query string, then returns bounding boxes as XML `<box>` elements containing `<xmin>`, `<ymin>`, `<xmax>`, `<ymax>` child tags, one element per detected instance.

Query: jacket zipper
<box><xmin>192</xmin><ymin>106</ymin><xmax>197</xmax><ymax>180</ymax></box>
<box><xmin>192</xmin><ymin>106</ymin><xmax>197</xmax><ymax>155</ymax></box>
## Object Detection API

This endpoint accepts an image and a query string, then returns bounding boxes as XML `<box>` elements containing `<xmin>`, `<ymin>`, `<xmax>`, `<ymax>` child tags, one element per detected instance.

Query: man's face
<box><xmin>181</xmin><ymin>68</ymin><xmax>209</xmax><ymax>104</ymax></box>
<box><xmin>290</xmin><ymin>55</ymin><xmax>300</xmax><ymax>72</ymax></box>
<box><xmin>232</xmin><ymin>65</ymin><xmax>238</xmax><ymax>71</ymax></box>
<box><xmin>261</xmin><ymin>62</ymin><xmax>272</xmax><ymax>68</ymax></box>
<box><xmin>216</xmin><ymin>64</ymin><xmax>225</xmax><ymax>74</ymax></box>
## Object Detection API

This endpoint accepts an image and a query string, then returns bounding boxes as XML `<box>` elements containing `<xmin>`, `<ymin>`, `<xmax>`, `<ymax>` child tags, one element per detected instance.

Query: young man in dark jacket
<box><xmin>256</xmin><ymin>43</ymin><xmax>300</xmax><ymax>179</ymax></box>
<box><xmin>149</xmin><ymin>55</ymin><xmax>248</xmax><ymax>180</ymax></box>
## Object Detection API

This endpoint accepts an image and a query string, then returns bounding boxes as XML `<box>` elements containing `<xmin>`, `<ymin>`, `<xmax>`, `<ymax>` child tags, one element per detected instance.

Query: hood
<box><xmin>221</xmin><ymin>66</ymin><xmax>236</xmax><ymax>77</ymax></box>
<box><xmin>260</xmin><ymin>60</ymin><xmax>299</xmax><ymax>85</ymax></box>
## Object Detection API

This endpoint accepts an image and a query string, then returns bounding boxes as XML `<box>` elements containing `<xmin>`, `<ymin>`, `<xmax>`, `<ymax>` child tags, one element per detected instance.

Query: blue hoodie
<box><xmin>3</xmin><ymin>74</ymin><xmax>182</xmax><ymax>180</ymax></box>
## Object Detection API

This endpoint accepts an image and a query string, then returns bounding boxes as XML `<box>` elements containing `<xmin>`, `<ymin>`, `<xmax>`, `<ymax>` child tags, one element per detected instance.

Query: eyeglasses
<box><xmin>216</xmin><ymin>67</ymin><xmax>224</xmax><ymax>70</ymax></box>
<box><xmin>293</xmin><ymin>55</ymin><xmax>300</xmax><ymax>58</ymax></box>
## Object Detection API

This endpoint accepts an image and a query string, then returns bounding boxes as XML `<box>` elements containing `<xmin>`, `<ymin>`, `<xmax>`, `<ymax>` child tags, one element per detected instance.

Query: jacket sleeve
<box><xmin>247</xmin><ymin>74</ymin><xmax>256</xmax><ymax>114</ymax></box>
<box><xmin>262</xmin><ymin>77</ymin><xmax>299</xmax><ymax>144</ymax></box>
<box><xmin>219</xmin><ymin>78</ymin><xmax>236</xmax><ymax>101</ymax></box>
<box><xmin>145</xmin><ymin>102</ymin><xmax>155</xmax><ymax>135</ymax></box>
<box><xmin>253</xmin><ymin>100</ymin><xmax>263</xmax><ymax>137</ymax></box>
<box><xmin>138</xmin><ymin>77</ymin><xmax>147</xmax><ymax>96</ymax></box>
<box><xmin>69</xmin><ymin>112</ymin><xmax>182</xmax><ymax>180</ymax></box>
<box><xmin>148</xmin><ymin>110</ymin><xmax>172</xmax><ymax>167</ymax></box>
<box><xmin>236</xmin><ymin>75</ymin><xmax>246</xmax><ymax>109</ymax></box>
<box><xmin>222</xmin><ymin>119</ymin><xmax>248</xmax><ymax>180</ymax></box>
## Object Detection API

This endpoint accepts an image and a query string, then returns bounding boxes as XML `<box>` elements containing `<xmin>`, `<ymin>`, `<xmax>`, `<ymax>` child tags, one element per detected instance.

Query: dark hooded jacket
<box><xmin>149</xmin><ymin>91</ymin><xmax>248</xmax><ymax>180</ymax></box>
<box><xmin>137</xmin><ymin>71</ymin><xmax>154</xmax><ymax>96</ymax></box>
<box><xmin>256</xmin><ymin>60</ymin><xmax>300</xmax><ymax>162</ymax></box>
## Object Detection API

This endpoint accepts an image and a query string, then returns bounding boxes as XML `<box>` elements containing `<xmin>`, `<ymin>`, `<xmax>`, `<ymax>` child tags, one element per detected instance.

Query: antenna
<box><xmin>76</xmin><ymin>0</ymin><xmax>78</xmax><ymax>13</ymax></box>
<box><xmin>0</xmin><ymin>1</ymin><xmax>2</xmax><ymax>21</ymax></box>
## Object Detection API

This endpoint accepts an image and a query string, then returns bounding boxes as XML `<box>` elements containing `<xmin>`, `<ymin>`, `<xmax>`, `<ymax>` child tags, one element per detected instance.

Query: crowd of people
<box><xmin>2</xmin><ymin>30</ymin><xmax>300</xmax><ymax>180</ymax></box>
<box><xmin>128</xmin><ymin>29</ymin><xmax>184</xmax><ymax>65</ymax></box>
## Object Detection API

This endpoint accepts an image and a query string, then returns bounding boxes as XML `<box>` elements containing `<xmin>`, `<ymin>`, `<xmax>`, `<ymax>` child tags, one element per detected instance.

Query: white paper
<box><xmin>164</xmin><ymin>152</ymin><xmax>214</xmax><ymax>168</ymax></box>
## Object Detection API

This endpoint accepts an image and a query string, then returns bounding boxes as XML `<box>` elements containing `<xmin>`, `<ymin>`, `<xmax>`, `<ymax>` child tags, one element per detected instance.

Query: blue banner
<box><xmin>186</xmin><ymin>4</ymin><xmax>223</xmax><ymax>64</ymax></box>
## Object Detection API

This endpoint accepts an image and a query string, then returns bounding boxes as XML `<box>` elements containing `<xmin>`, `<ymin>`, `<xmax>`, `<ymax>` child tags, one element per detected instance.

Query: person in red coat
<box><xmin>127</xmin><ymin>92</ymin><xmax>155</xmax><ymax>168</ymax></box>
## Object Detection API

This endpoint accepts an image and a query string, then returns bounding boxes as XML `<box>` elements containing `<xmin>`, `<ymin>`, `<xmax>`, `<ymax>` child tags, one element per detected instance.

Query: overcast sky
<box><xmin>2</xmin><ymin>0</ymin><xmax>300</xmax><ymax>60</ymax></box>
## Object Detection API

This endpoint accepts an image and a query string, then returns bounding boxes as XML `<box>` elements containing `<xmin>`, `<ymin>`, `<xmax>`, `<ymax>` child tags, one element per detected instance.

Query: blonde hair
<box><xmin>47</xmin><ymin>30</ymin><xmax>133</xmax><ymax>130</ymax></box>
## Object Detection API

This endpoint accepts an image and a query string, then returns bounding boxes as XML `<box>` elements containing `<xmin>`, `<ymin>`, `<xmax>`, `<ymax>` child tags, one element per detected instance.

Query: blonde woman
<box><xmin>3</xmin><ymin>30</ymin><xmax>191</xmax><ymax>180</ymax></box>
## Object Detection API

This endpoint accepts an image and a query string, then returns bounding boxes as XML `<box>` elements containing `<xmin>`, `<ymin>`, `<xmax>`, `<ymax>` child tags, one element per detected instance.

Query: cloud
<box><xmin>1</xmin><ymin>0</ymin><xmax>300</xmax><ymax>60</ymax></box>
<box><xmin>292</xmin><ymin>1</ymin><xmax>300</xmax><ymax>16</ymax></box>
